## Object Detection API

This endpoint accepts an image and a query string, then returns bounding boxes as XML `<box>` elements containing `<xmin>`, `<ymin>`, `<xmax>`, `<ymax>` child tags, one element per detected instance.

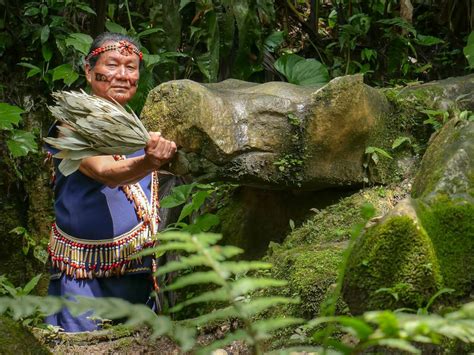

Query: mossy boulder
<box><xmin>0</xmin><ymin>316</ymin><xmax>50</xmax><ymax>354</ymax></box>
<box><xmin>343</xmin><ymin>118</ymin><xmax>473</xmax><ymax>313</ymax></box>
<box><xmin>343</xmin><ymin>198</ymin><xmax>443</xmax><ymax>313</ymax></box>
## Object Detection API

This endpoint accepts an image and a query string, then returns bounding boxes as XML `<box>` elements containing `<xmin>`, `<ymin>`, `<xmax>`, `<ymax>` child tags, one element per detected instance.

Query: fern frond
<box><xmin>196</xmin><ymin>329</ymin><xmax>251</xmax><ymax>355</ymax></box>
<box><xmin>164</xmin><ymin>271</ymin><xmax>226</xmax><ymax>291</ymax></box>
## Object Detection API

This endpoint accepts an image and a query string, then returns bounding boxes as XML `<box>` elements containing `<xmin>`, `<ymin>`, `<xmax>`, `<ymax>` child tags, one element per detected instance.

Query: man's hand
<box><xmin>143</xmin><ymin>132</ymin><xmax>177</xmax><ymax>169</ymax></box>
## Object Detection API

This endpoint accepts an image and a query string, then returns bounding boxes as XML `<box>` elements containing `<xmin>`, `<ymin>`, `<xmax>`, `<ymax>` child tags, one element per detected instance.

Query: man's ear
<box><xmin>85</xmin><ymin>63</ymin><xmax>92</xmax><ymax>85</ymax></box>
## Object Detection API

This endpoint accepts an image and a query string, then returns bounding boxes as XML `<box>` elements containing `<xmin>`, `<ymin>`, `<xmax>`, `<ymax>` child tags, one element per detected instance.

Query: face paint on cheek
<box><xmin>95</xmin><ymin>72</ymin><xmax>111</xmax><ymax>82</ymax></box>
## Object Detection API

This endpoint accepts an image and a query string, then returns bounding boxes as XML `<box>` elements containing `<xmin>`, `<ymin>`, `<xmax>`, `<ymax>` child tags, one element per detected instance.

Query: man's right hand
<box><xmin>143</xmin><ymin>132</ymin><xmax>177</xmax><ymax>169</ymax></box>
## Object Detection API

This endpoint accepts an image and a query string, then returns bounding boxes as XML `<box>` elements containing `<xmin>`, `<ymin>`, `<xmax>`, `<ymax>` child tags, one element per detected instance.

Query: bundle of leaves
<box><xmin>44</xmin><ymin>90</ymin><xmax>150</xmax><ymax>176</ymax></box>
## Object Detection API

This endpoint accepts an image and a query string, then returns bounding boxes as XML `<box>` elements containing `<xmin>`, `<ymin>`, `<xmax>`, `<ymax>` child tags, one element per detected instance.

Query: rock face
<box><xmin>343</xmin><ymin>118</ymin><xmax>474</xmax><ymax>313</ymax></box>
<box><xmin>141</xmin><ymin>75</ymin><xmax>390</xmax><ymax>189</ymax></box>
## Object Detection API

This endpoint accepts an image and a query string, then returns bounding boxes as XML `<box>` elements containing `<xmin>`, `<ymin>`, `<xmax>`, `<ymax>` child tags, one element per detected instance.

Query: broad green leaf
<box><xmin>264</xmin><ymin>31</ymin><xmax>285</xmax><ymax>52</ymax></box>
<box><xmin>164</xmin><ymin>271</ymin><xmax>225</xmax><ymax>291</ymax></box>
<box><xmin>192</xmin><ymin>213</ymin><xmax>220</xmax><ymax>232</ymax></box>
<box><xmin>65</xmin><ymin>33</ymin><xmax>93</xmax><ymax>55</ymax></box>
<box><xmin>76</xmin><ymin>4</ymin><xmax>96</xmax><ymax>15</ymax></box>
<box><xmin>274</xmin><ymin>54</ymin><xmax>329</xmax><ymax>87</ymax></box>
<box><xmin>463</xmin><ymin>31</ymin><xmax>474</xmax><ymax>69</ymax></box>
<box><xmin>0</xmin><ymin>103</ymin><xmax>24</xmax><ymax>130</ymax></box>
<box><xmin>160</xmin><ymin>183</ymin><xmax>195</xmax><ymax>208</ymax></box>
<box><xmin>20</xmin><ymin>274</ymin><xmax>42</xmax><ymax>296</ymax></box>
<box><xmin>27</xmin><ymin>68</ymin><xmax>41</xmax><ymax>78</ymax></box>
<box><xmin>52</xmin><ymin>64</ymin><xmax>79</xmax><ymax>85</ymax></box>
<box><xmin>7</xmin><ymin>130</ymin><xmax>38</xmax><ymax>157</ymax></box>
<box><xmin>416</xmin><ymin>34</ymin><xmax>444</xmax><ymax>46</ymax></box>
<box><xmin>105</xmin><ymin>21</ymin><xmax>127</xmax><ymax>35</ymax></box>
<box><xmin>42</xmin><ymin>44</ymin><xmax>53</xmax><ymax>61</ymax></box>
<box><xmin>137</xmin><ymin>28</ymin><xmax>164</xmax><ymax>38</ymax></box>
<box><xmin>178</xmin><ymin>202</ymin><xmax>195</xmax><ymax>222</ymax></box>
<box><xmin>40</xmin><ymin>25</ymin><xmax>50</xmax><ymax>44</ymax></box>
<box><xmin>24</xmin><ymin>7</ymin><xmax>40</xmax><ymax>16</ymax></box>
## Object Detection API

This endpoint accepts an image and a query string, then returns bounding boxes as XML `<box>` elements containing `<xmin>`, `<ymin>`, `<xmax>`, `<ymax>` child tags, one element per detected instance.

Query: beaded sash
<box><xmin>48</xmin><ymin>159</ymin><xmax>160</xmax><ymax>279</ymax></box>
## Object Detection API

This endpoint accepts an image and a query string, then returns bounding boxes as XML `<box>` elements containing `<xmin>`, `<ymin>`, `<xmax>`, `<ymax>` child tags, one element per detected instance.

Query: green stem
<box><xmin>124</xmin><ymin>0</ymin><xmax>135</xmax><ymax>32</ymax></box>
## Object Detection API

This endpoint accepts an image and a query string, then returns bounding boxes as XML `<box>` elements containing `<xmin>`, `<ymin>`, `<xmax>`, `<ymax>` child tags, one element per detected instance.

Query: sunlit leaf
<box><xmin>463</xmin><ymin>31</ymin><xmax>474</xmax><ymax>69</ymax></box>
<box><xmin>0</xmin><ymin>103</ymin><xmax>24</xmax><ymax>130</ymax></box>
<box><xmin>274</xmin><ymin>54</ymin><xmax>329</xmax><ymax>86</ymax></box>
<box><xmin>7</xmin><ymin>130</ymin><xmax>37</xmax><ymax>157</ymax></box>
<box><xmin>65</xmin><ymin>33</ymin><xmax>93</xmax><ymax>55</ymax></box>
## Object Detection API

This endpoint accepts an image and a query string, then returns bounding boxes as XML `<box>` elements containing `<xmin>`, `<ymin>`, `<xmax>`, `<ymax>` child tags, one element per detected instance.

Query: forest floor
<box><xmin>34</xmin><ymin>321</ymin><xmax>250</xmax><ymax>354</ymax></box>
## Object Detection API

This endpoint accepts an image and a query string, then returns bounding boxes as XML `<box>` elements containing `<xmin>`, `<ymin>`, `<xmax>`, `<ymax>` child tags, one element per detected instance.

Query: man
<box><xmin>46</xmin><ymin>32</ymin><xmax>177</xmax><ymax>332</ymax></box>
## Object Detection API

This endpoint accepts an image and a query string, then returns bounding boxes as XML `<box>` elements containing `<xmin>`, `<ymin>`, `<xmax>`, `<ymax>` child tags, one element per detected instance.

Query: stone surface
<box><xmin>141</xmin><ymin>75</ymin><xmax>390</xmax><ymax>189</ymax></box>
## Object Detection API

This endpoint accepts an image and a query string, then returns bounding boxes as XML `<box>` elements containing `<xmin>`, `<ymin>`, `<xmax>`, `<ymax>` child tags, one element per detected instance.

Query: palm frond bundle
<box><xmin>44</xmin><ymin>90</ymin><xmax>150</xmax><ymax>176</ymax></box>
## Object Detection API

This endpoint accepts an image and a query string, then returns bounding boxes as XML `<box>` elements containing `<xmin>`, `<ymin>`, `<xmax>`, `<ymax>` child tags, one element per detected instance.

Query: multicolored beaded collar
<box><xmin>86</xmin><ymin>40</ymin><xmax>143</xmax><ymax>62</ymax></box>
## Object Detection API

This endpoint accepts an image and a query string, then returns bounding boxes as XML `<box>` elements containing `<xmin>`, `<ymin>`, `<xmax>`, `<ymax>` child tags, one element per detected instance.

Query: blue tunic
<box><xmin>45</xmin><ymin>123</ymin><xmax>157</xmax><ymax>332</ymax></box>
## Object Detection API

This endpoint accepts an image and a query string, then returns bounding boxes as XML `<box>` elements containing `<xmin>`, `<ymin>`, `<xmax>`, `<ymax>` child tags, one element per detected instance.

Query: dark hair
<box><xmin>86</xmin><ymin>32</ymin><xmax>141</xmax><ymax>69</ymax></box>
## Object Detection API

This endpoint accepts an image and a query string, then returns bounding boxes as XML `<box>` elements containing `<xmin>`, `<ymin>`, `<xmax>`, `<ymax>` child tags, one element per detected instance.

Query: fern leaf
<box><xmin>169</xmin><ymin>287</ymin><xmax>228</xmax><ymax>313</ymax></box>
<box><xmin>132</xmin><ymin>241</ymin><xmax>198</xmax><ymax>258</ymax></box>
<box><xmin>220</xmin><ymin>261</ymin><xmax>273</xmax><ymax>274</ymax></box>
<box><xmin>164</xmin><ymin>271</ymin><xmax>225</xmax><ymax>291</ymax></box>
<box><xmin>239</xmin><ymin>297</ymin><xmax>299</xmax><ymax>317</ymax></box>
<box><xmin>155</xmin><ymin>255</ymin><xmax>210</xmax><ymax>276</ymax></box>
<box><xmin>182</xmin><ymin>306</ymin><xmax>239</xmax><ymax>326</ymax></box>
<box><xmin>217</xmin><ymin>245</ymin><xmax>244</xmax><ymax>258</ymax></box>
<box><xmin>230</xmin><ymin>278</ymin><xmax>287</xmax><ymax>297</ymax></box>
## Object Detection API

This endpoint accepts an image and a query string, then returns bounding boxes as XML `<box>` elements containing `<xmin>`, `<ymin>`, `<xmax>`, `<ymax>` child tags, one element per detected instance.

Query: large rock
<box><xmin>141</xmin><ymin>75</ymin><xmax>390</xmax><ymax>189</ymax></box>
<box><xmin>343</xmin><ymin>118</ymin><xmax>474</xmax><ymax>313</ymax></box>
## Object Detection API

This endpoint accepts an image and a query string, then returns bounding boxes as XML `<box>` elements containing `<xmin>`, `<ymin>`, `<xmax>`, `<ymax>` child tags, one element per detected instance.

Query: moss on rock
<box><xmin>266</xmin><ymin>243</ymin><xmax>345</xmax><ymax>319</ymax></box>
<box><xmin>418</xmin><ymin>197</ymin><xmax>474</xmax><ymax>296</ymax></box>
<box><xmin>0</xmin><ymin>316</ymin><xmax>50</xmax><ymax>354</ymax></box>
<box><xmin>343</xmin><ymin>215</ymin><xmax>442</xmax><ymax>314</ymax></box>
<box><xmin>261</xmin><ymin>186</ymin><xmax>409</xmax><ymax>318</ymax></box>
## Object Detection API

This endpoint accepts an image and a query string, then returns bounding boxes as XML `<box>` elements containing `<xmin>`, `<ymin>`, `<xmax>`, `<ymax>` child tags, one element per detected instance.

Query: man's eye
<box><xmin>127</xmin><ymin>66</ymin><xmax>136</xmax><ymax>70</ymax></box>
<box><xmin>107</xmin><ymin>63</ymin><xmax>117</xmax><ymax>67</ymax></box>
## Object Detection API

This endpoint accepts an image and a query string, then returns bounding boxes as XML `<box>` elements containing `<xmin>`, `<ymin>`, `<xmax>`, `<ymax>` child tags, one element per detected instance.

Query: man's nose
<box><xmin>115</xmin><ymin>65</ymin><xmax>127</xmax><ymax>79</ymax></box>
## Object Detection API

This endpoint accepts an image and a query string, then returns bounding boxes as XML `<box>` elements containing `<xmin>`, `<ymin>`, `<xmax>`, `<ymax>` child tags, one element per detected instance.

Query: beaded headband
<box><xmin>86</xmin><ymin>40</ymin><xmax>143</xmax><ymax>62</ymax></box>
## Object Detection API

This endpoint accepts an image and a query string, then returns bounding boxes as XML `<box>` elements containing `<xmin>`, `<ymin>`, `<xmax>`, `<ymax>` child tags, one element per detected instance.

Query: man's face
<box><xmin>85</xmin><ymin>41</ymin><xmax>140</xmax><ymax>106</ymax></box>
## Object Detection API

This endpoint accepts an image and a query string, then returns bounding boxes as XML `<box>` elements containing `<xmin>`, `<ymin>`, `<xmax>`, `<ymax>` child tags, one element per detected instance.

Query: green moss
<box><xmin>0</xmin><ymin>316</ymin><xmax>50</xmax><ymax>354</ymax></box>
<box><xmin>266</xmin><ymin>244</ymin><xmax>345</xmax><ymax>319</ymax></box>
<box><xmin>344</xmin><ymin>216</ymin><xmax>442</xmax><ymax>313</ymax></box>
<box><xmin>278</xmin><ymin>187</ymin><xmax>401</xmax><ymax>249</ymax></box>
<box><xmin>418</xmin><ymin>197</ymin><xmax>474</xmax><ymax>296</ymax></box>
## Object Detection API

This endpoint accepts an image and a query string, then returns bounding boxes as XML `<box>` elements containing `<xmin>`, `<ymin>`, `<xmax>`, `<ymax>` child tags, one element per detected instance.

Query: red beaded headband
<box><xmin>86</xmin><ymin>40</ymin><xmax>143</xmax><ymax>62</ymax></box>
